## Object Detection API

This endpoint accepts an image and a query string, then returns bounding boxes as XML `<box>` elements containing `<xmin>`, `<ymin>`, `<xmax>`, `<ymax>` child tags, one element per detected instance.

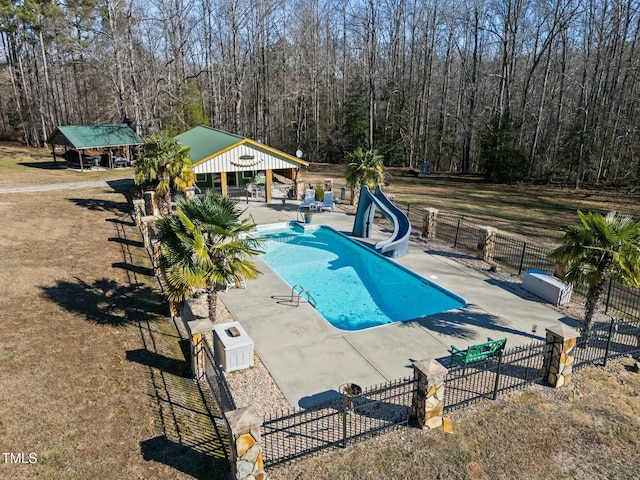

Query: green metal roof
<box><xmin>176</xmin><ymin>125</ymin><xmax>307</xmax><ymax>166</ymax></box>
<box><xmin>47</xmin><ymin>124</ymin><xmax>143</xmax><ymax>149</ymax></box>
<box><xmin>176</xmin><ymin>126</ymin><xmax>245</xmax><ymax>162</ymax></box>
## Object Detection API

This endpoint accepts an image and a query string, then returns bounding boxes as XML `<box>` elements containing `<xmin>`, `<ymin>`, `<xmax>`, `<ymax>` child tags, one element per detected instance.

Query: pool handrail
<box><xmin>291</xmin><ymin>284</ymin><xmax>317</xmax><ymax>308</ymax></box>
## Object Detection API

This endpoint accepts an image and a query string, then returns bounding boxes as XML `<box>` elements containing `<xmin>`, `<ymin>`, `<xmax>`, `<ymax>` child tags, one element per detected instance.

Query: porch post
<box><xmin>265</xmin><ymin>169</ymin><xmax>273</xmax><ymax>202</ymax></box>
<box><xmin>220</xmin><ymin>171</ymin><xmax>228</xmax><ymax>198</ymax></box>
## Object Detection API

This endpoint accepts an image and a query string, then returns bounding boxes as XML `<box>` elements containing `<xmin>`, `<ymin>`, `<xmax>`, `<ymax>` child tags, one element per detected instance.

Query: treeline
<box><xmin>1</xmin><ymin>0</ymin><xmax>639</xmax><ymax>186</ymax></box>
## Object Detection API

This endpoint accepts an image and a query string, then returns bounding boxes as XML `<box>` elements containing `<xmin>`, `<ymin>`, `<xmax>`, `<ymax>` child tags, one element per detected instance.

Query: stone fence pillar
<box><xmin>541</xmin><ymin>325</ymin><xmax>580</xmax><ymax>388</ymax></box>
<box><xmin>139</xmin><ymin>215</ymin><xmax>156</xmax><ymax>248</ymax></box>
<box><xmin>411</xmin><ymin>359</ymin><xmax>448</xmax><ymax>429</ymax></box>
<box><xmin>181</xmin><ymin>299</ymin><xmax>215</xmax><ymax>379</ymax></box>
<box><xmin>182</xmin><ymin>315</ymin><xmax>213</xmax><ymax>380</ymax></box>
<box><xmin>422</xmin><ymin>208</ymin><xmax>439</xmax><ymax>239</ymax></box>
<box><xmin>143</xmin><ymin>190</ymin><xmax>159</xmax><ymax>216</ymax></box>
<box><xmin>224</xmin><ymin>406</ymin><xmax>266</xmax><ymax>480</ymax></box>
<box><xmin>477</xmin><ymin>226</ymin><xmax>498</xmax><ymax>263</ymax></box>
<box><xmin>132</xmin><ymin>199</ymin><xmax>145</xmax><ymax>225</ymax></box>
<box><xmin>151</xmin><ymin>238</ymin><xmax>161</xmax><ymax>272</ymax></box>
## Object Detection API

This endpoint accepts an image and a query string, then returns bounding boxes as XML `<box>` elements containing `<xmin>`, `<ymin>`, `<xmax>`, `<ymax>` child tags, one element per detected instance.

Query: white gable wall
<box><xmin>193</xmin><ymin>144</ymin><xmax>298</xmax><ymax>174</ymax></box>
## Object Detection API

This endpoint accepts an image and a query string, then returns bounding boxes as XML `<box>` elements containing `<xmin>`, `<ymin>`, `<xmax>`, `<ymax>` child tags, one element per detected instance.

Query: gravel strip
<box><xmin>214</xmin><ymin>295</ymin><xmax>291</xmax><ymax>417</ymax></box>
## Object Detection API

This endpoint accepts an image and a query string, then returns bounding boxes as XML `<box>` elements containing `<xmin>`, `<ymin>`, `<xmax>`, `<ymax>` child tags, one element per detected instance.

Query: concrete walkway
<box><xmin>220</xmin><ymin>199</ymin><xmax>576</xmax><ymax>408</ymax></box>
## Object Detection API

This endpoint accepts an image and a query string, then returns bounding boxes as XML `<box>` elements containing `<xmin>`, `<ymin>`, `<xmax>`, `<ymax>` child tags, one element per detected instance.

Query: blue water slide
<box><xmin>352</xmin><ymin>185</ymin><xmax>410</xmax><ymax>258</ymax></box>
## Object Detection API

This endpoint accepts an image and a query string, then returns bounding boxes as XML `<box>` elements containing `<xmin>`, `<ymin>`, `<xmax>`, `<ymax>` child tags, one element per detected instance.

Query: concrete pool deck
<box><xmin>220</xmin><ymin>199</ymin><xmax>577</xmax><ymax>408</ymax></box>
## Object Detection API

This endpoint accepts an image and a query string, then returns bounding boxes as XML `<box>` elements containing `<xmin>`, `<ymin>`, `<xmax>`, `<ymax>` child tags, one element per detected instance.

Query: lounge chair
<box><xmin>320</xmin><ymin>191</ymin><xmax>334</xmax><ymax>212</ymax></box>
<box><xmin>299</xmin><ymin>189</ymin><xmax>318</xmax><ymax>210</ymax></box>
<box><xmin>225</xmin><ymin>279</ymin><xmax>247</xmax><ymax>292</ymax></box>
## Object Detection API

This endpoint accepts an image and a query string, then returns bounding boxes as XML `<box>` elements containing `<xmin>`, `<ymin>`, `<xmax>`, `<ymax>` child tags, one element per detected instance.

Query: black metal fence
<box><xmin>493</xmin><ymin>234</ymin><xmax>556</xmax><ymax>276</ymax></box>
<box><xmin>436</xmin><ymin>214</ymin><xmax>480</xmax><ymax>254</ymax></box>
<box><xmin>443</xmin><ymin>316</ymin><xmax>640</xmax><ymax>415</ymax></box>
<box><xmin>390</xmin><ymin>201</ymin><xmax>640</xmax><ymax>321</ymax></box>
<box><xmin>261</xmin><ymin>316</ymin><xmax>640</xmax><ymax>469</ymax></box>
<box><xmin>202</xmin><ymin>342</ymin><xmax>236</xmax><ymax>413</ymax></box>
<box><xmin>573</xmin><ymin>317</ymin><xmax>640</xmax><ymax>369</ymax></box>
<box><xmin>262</xmin><ymin>377</ymin><xmax>415</xmax><ymax>468</ymax></box>
<box><xmin>444</xmin><ymin>342</ymin><xmax>546</xmax><ymax>411</ymax></box>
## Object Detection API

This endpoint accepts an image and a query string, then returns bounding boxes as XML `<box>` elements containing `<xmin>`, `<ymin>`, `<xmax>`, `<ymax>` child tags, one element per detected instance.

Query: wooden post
<box><xmin>265</xmin><ymin>169</ymin><xmax>273</xmax><ymax>202</ymax></box>
<box><xmin>220</xmin><ymin>171</ymin><xmax>228</xmax><ymax>198</ymax></box>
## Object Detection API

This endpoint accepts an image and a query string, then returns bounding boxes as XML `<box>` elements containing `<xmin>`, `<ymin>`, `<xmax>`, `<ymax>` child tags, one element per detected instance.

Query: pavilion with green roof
<box><xmin>47</xmin><ymin>124</ymin><xmax>142</xmax><ymax>170</ymax></box>
<box><xmin>176</xmin><ymin>125</ymin><xmax>308</xmax><ymax>202</ymax></box>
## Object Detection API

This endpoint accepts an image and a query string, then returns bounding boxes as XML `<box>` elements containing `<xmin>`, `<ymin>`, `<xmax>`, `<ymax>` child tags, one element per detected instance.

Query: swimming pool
<box><xmin>255</xmin><ymin>223</ymin><xmax>466</xmax><ymax>331</ymax></box>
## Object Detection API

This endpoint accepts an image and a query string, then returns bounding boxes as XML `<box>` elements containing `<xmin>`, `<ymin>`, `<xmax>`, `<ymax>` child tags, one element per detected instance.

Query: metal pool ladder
<box><xmin>291</xmin><ymin>284</ymin><xmax>317</xmax><ymax>308</ymax></box>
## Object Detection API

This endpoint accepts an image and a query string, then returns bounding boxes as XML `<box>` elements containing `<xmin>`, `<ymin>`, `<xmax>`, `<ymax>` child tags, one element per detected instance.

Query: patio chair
<box><xmin>225</xmin><ymin>278</ymin><xmax>247</xmax><ymax>292</ymax></box>
<box><xmin>299</xmin><ymin>189</ymin><xmax>317</xmax><ymax>210</ymax></box>
<box><xmin>247</xmin><ymin>183</ymin><xmax>259</xmax><ymax>199</ymax></box>
<box><xmin>320</xmin><ymin>191</ymin><xmax>334</xmax><ymax>212</ymax></box>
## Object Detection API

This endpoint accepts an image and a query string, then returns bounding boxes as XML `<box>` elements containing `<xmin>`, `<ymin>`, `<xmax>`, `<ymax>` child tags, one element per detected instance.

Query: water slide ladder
<box><xmin>290</xmin><ymin>284</ymin><xmax>317</xmax><ymax>308</ymax></box>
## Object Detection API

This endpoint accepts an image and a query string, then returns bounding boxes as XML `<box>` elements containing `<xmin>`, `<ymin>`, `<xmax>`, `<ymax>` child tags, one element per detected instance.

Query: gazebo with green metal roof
<box><xmin>47</xmin><ymin>124</ymin><xmax>143</xmax><ymax>171</ymax></box>
<box><xmin>176</xmin><ymin>125</ymin><xmax>308</xmax><ymax>202</ymax></box>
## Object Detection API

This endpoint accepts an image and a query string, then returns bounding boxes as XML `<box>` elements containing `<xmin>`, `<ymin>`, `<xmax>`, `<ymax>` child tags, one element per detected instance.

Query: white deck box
<box><xmin>213</xmin><ymin>321</ymin><xmax>254</xmax><ymax>372</ymax></box>
<box><xmin>522</xmin><ymin>269</ymin><xmax>573</xmax><ymax>306</ymax></box>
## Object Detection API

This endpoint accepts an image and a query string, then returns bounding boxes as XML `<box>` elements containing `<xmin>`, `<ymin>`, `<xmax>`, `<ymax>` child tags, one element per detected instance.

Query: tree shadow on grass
<box><xmin>68</xmin><ymin>195</ymin><xmax>130</xmax><ymax>215</ymax></box>
<box><xmin>140</xmin><ymin>435</ymin><xmax>228</xmax><ymax>480</ymax></box>
<box><xmin>108</xmin><ymin>236</ymin><xmax>144</xmax><ymax>248</ymax></box>
<box><xmin>112</xmin><ymin>261</ymin><xmax>154</xmax><ymax>277</ymax></box>
<box><xmin>106</xmin><ymin>178</ymin><xmax>135</xmax><ymax>192</ymax></box>
<box><xmin>41</xmin><ymin>277</ymin><xmax>165</xmax><ymax>327</ymax></box>
<box><xmin>126</xmin><ymin>348</ymin><xmax>191</xmax><ymax>378</ymax></box>
<box><xmin>18</xmin><ymin>161</ymin><xmax>62</xmax><ymax>170</ymax></box>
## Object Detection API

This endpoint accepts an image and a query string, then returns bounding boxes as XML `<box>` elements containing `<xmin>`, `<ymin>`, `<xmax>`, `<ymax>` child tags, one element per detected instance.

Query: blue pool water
<box><xmin>256</xmin><ymin>223</ymin><xmax>466</xmax><ymax>331</ymax></box>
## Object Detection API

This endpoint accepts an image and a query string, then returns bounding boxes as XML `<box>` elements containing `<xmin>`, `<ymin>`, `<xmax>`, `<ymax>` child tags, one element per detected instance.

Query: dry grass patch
<box><xmin>0</xmin><ymin>144</ymin><xmax>133</xmax><ymax>187</ymax></box>
<box><xmin>0</xmin><ymin>179</ymin><xmax>227</xmax><ymax>478</ymax></box>
<box><xmin>302</xmin><ymin>163</ymin><xmax>640</xmax><ymax>247</ymax></box>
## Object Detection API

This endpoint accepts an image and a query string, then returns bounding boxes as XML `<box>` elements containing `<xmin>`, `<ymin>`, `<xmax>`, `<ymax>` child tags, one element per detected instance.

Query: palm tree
<box><xmin>344</xmin><ymin>148</ymin><xmax>385</xmax><ymax>205</ymax></box>
<box><xmin>135</xmin><ymin>132</ymin><xmax>195</xmax><ymax>215</ymax></box>
<box><xmin>549</xmin><ymin>211</ymin><xmax>640</xmax><ymax>338</ymax></box>
<box><xmin>154</xmin><ymin>192</ymin><xmax>264</xmax><ymax>323</ymax></box>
